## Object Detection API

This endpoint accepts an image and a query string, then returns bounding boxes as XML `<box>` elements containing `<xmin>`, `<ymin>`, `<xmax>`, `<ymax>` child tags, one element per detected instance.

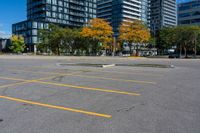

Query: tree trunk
<box><xmin>194</xmin><ymin>40</ymin><xmax>197</xmax><ymax>58</ymax></box>
<box><xmin>184</xmin><ymin>47</ymin><xmax>187</xmax><ymax>58</ymax></box>
<box><xmin>136</xmin><ymin>44</ymin><xmax>139</xmax><ymax>56</ymax></box>
<box><xmin>129</xmin><ymin>43</ymin><xmax>132</xmax><ymax>56</ymax></box>
<box><xmin>179</xmin><ymin>44</ymin><xmax>182</xmax><ymax>58</ymax></box>
<box><xmin>57</xmin><ymin>44</ymin><xmax>60</xmax><ymax>56</ymax></box>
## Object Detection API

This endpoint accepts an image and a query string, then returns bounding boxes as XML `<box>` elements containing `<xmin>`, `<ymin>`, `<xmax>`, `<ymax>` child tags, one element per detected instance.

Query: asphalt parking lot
<box><xmin>0</xmin><ymin>56</ymin><xmax>200</xmax><ymax>133</ymax></box>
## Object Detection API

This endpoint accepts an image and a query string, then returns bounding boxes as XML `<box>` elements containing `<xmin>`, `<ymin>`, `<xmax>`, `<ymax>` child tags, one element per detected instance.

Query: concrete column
<box><xmin>34</xmin><ymin>44</ymin><xmax>37</xmax><ymax>54</ymax></box>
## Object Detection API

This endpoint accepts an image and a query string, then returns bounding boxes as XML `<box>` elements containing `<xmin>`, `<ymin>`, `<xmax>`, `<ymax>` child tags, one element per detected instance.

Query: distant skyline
<box><xmin>0</xmin><ymin>0</ymin><xmax>193</xmax><ymax>38</ymax></box>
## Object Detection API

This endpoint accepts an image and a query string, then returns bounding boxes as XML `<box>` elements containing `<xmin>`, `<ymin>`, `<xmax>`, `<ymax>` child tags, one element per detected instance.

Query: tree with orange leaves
<box><xmin>81</xmin><ymin>18</ymin><xmax>113</xmax><ymax>51</ymax></box>
<box><xmin>119</xmin><ymin>20</ymin><xmax>150</xmax><ymax>55</ymax></box>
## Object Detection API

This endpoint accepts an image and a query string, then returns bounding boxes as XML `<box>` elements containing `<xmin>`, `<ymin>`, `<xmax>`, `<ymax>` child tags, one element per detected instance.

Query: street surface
<box><xmin>0</xmin><ymin>56</ymin><xmax>199</xmax><ymax>133</ymax></box>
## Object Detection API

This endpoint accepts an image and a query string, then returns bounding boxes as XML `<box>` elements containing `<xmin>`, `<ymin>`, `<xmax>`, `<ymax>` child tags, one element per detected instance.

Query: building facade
<box><xmin>0</xmin><ymin>38</ymin><xmax>11</xmax><ymax>52</ymax></box>
<box><xmin>27</xmin><ymin>0</ymin><xmax>96</xmax><ymax>27</ymax></box>
<box><xmin>150</xmin><ymin>0</ymin><xmax>177</xmax><ymax>34</ymax></box>
<box><xmin>12</xmin><ymin>20</ymin><xmax>49</xmax><ymax>51</ymax></box>
<box><xmin>13</xmin><ymin>0</ymin><xmax>97</xmax><ymax>52</ymax></box>
<box><xmin>97</xmin><ymin>0</ymin><xmax>150</xmax><ymax>36</ymax></box>
<box><xmin>97</xmin><ymin>0</ymin><xmax>176</xmax><ymax>36</ymax></box>
<box><xmin>178</xmin><ymin>0</ymin><xmax>200</xmax><ymax>25</ymax></box>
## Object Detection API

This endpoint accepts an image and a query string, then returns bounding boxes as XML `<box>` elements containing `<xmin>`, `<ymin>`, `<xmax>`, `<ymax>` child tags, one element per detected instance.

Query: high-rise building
<box><xmin>150</xmin><ymin>0</ymin><xmax>177</xmax><ymax>34</ymax></box>
<box><xmin>0</xmin><ymin>38</ymin><xmax>11</xmax><ymax>52</ymax></box>
<box><xmin>12</xmin><ymin>0</ymin><xmax>96</xmax><ymax>52</ymax></box>
<box><xmin>97</xmin><ymin>0</ymin><xmax>150</xmax><ymax>36</ymax></box>
<box><xmin>97</xmin><ymin>0</ymin><xmax>176</xmax><ymax>36</ymax></box>
<box><xmin>178</xmin><ymin>0</ymin><xmax>200</xmax><ymax>25</ymax></box>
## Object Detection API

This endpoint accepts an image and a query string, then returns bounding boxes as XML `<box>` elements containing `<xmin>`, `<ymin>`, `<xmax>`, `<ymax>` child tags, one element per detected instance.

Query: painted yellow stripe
<box><xmin>8</xmin><ymin>69</ymin><xmax>157</xmax><ymax>85</ymax></box>
<box><xmin>70</xmin><ymin>74</ymin><xmax>156</xmax><ymax>85</ymax></box>
<box><xmin>9</xmin><ymin>69</ymin><xmax>81</xmax><ymax>77</ymax></box>
<box><xmin>0</xmin><ymin>81</ymin><xmax>30</xmax><ymax>89</ymax></box>
<box><xmin>0</xmin><ymin>75</ymin><xmax>61</xmax><ymax>89</ymax></box>
<box><xmin>0</xmin><ymin>76</ymin><xmax>141</xmax><ymax>96</ymax></box>
<box><xmin>0</xmin><ymin>77</ymin><xmax>28</xmax><ymax>81</ymax></box>
<box><xmin>0</xmin><ymin>75</ymin><xmax>65</xmax><ymax>82</ymax></box>
<box><xmin>34</xmin><ymin>81</ymin><xmax>141</xmax><ymax>96</ymax></box>
<box><xmin>0</xmin><ymin>76</ymin><xmax>65</xmax><ymax>89</ymax></box>
<box><xmin>33</xmin><ymin>75</ymin><xmax>65</xmax><ymax>81</ymax></box>
<box><xmin>9</xmin><ymin>67</ymin><xmax>162</xmax><ymax>77</ymax></box>
<box><xmin>0</xmin><ymin>95</ymin><xmax>111</xmax><ymax>118</ymax></box>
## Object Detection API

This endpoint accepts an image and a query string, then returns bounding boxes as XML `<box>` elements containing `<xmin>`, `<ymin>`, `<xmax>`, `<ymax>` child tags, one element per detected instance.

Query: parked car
<box><xmin>168</xmin><ymin>53</ymin><xmax>180</xmax><ymax>58</ymax></box>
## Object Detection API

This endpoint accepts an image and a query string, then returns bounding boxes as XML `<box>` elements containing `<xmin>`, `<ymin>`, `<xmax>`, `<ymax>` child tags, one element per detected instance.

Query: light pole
<box><xmin>113</xmin><ymin>36</ymin><xmax>116</xmax><ymax>56</ymax></box>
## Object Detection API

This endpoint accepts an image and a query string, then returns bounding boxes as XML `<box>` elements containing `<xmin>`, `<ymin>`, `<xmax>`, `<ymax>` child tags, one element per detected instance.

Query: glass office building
<box><xmin>178</xmin><ymin>0</ymin><xmax>200</xmax><ymax>25</ymax></box>
<box><xmin>150</xmin><ymin>0</ymin><xmax>177</xmax><ymax>34</ymax></box>
<box><xmin>97</xmin><ymin>0</ymin><xmax>150</xmax><ymax>36</ymax></box>
<box><xmin>12</xmin><ymin>21</ymin><xmax>49</xmax><ymax>47</ymax></box>
<box><xmin>12</xmin><ymin>0</ymin><xmax>96</xmax><ymax>52</ymax></box>
<box><xmin>98</xmin><ymin>0</ymin><xmax>176</xmax><ymax>36</ymax></box>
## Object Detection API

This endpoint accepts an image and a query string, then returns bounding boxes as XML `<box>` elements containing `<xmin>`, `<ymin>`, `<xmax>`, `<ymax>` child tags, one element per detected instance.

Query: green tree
<box><xmin>39</xmin><ymin>24</ymin><xmax>88</xmax><ymax>55</ymax></box>
<box><xmin>157</xmin><ymin>25</ymin><xmax>200</xmax><ymax>57</ymax></box>
<box><xmin>148</xmin><ymin>37</ymin><xmax>156</xmax><ymax>48</ymax></box>
<box><xmin>38</xmin><ymin>28</ymin><xmax>51</xmax><ymax>54</ymax></box>
<box><xmin>10</xmin><ymin>35</ymin><xmax>25</xmax><ymax>53</ymax></box>
<box><xmin>175</xmin><ymin>26</ymin><xmax>200</xmax><ymax>58</ymax></box>
<box><xmin>158</xmin><ymin>28</ymin><xmax>175</xmax><ymax>49</ymax></box>
<box><xmin>62</xmin><ymin>28</ymin><xmax>81</xmax><ymax>54</ymax></box>
<box><xmin>38</xmin><ymin>24</ymin><xmax>65</xmax><ymax>55</ymax></box>
<box><xmin>185</xmin><ymin>26</ymin><xmax>200</xmax><ymax>57</ymax></box>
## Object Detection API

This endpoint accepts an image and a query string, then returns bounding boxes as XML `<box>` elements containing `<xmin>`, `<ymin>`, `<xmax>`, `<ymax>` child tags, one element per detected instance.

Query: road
<box><xmin>0</xmin><ymin>56</ymin><xmax>199</xmax><ymax>133</ymax></box>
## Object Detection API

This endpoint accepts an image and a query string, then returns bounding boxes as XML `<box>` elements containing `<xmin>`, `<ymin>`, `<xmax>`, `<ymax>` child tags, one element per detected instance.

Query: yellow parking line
<box><xmin>9</xmin><ymin>66</ymin><xmax>162</xmax><ymax>77</ymax></box>
<box><xmin>0</xmin><ymin>77</ymin><xmax>27</xmax><ymax>81</ymax></box>
<box><xmin>69</xmin><ymin>74</ymin><xmax>156</xmax><ymax>85</ymax></box>
<box><xmin>0</xmin><ymin>75</ymin><xmax>62</xmax><ymax>89</ymax></box>
<box><xmin>8</xmin><ymin>69</ymin><xmax>157</xmax><ymax>85</ymax></box>
<box><xmin>0</xmin><ymin>76</ymin><xmax>141</xmax><ymax>96</ymax></box>
<box><xmin>8</xmin><ymin>69</ymin><xmax>64</xmax><ymax>76</ymax></box>
<box><xmin>8</xmin><ymin>69</ymin><xmax>80</xmax><ymax>76</ymax></box>
<box><xmin>0</xmin><ymin>95</ymin><xmax>112</xmax><ymax>118</ymax></box>
<box><xmin>0</xmin><ymin>76</ymin><xmax>61</xmax><ymax>82</ymax></box>
<box><xmin>35</xmin><ymin>81</ymin><xmax>141</xmax><ymax>96</ymax></box>
<box><xmin>30</xmin><ymin>71</ymin><xmax>83</xmax><ymax>81</ymax></box>
<box><xmin>57</xmin><ymin>67</ymin><xmax>161</xmax><ymax>77</ymax></box>
<box><xmin>0</xmin><ymin>81</ymin><xmax>31</xmax><ymax>89</ymax></box>
<box><xmin>34</xmin><ymin>75</ymin><xmax>65</xmax><ymax>81</ymax></box>
<box><xmin>0</xmin><ymin>75</ymin><xmax>65</xmax><ymax>89</ymax></box>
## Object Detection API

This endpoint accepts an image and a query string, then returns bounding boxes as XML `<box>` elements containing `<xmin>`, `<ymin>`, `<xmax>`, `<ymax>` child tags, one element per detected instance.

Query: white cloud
<box><xmin>0</xmin><ymin>23</ymin><xmax>11</xmax><ymax>38</ymax></box>
<box><xmin>0</xmin><ymin>31</ymin><xmax>5</xmax><ymax>34</ymax></box>
<box><xmin>0</xmin><ymin>30</ymin><xmax>11</xmax><ymax>38</ymax></box>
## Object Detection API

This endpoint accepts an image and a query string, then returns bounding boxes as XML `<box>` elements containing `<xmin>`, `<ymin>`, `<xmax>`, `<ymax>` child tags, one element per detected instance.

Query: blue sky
<box><xmin>0</xmin><ymin>0</ymin><xmax>26</xmax><ymax>38</ymax></box>
<box><xmin>177</xmin><ymin>0</ymin><xmax>193</xmax><ymax>3</ymax></box>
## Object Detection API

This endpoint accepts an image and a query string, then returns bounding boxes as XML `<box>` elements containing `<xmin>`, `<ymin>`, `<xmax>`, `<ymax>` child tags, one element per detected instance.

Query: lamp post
<box><xmin>113</xmin><ymin>36</ymin><xmax>116</xmax><ymax>56</ymax></box>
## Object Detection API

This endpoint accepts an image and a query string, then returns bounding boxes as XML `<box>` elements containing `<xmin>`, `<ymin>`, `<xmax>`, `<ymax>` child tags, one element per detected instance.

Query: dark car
<box><xmin>168</xmin><ymin>53</ymin><xmax>180</xmax><ymax>58</ymax></box>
